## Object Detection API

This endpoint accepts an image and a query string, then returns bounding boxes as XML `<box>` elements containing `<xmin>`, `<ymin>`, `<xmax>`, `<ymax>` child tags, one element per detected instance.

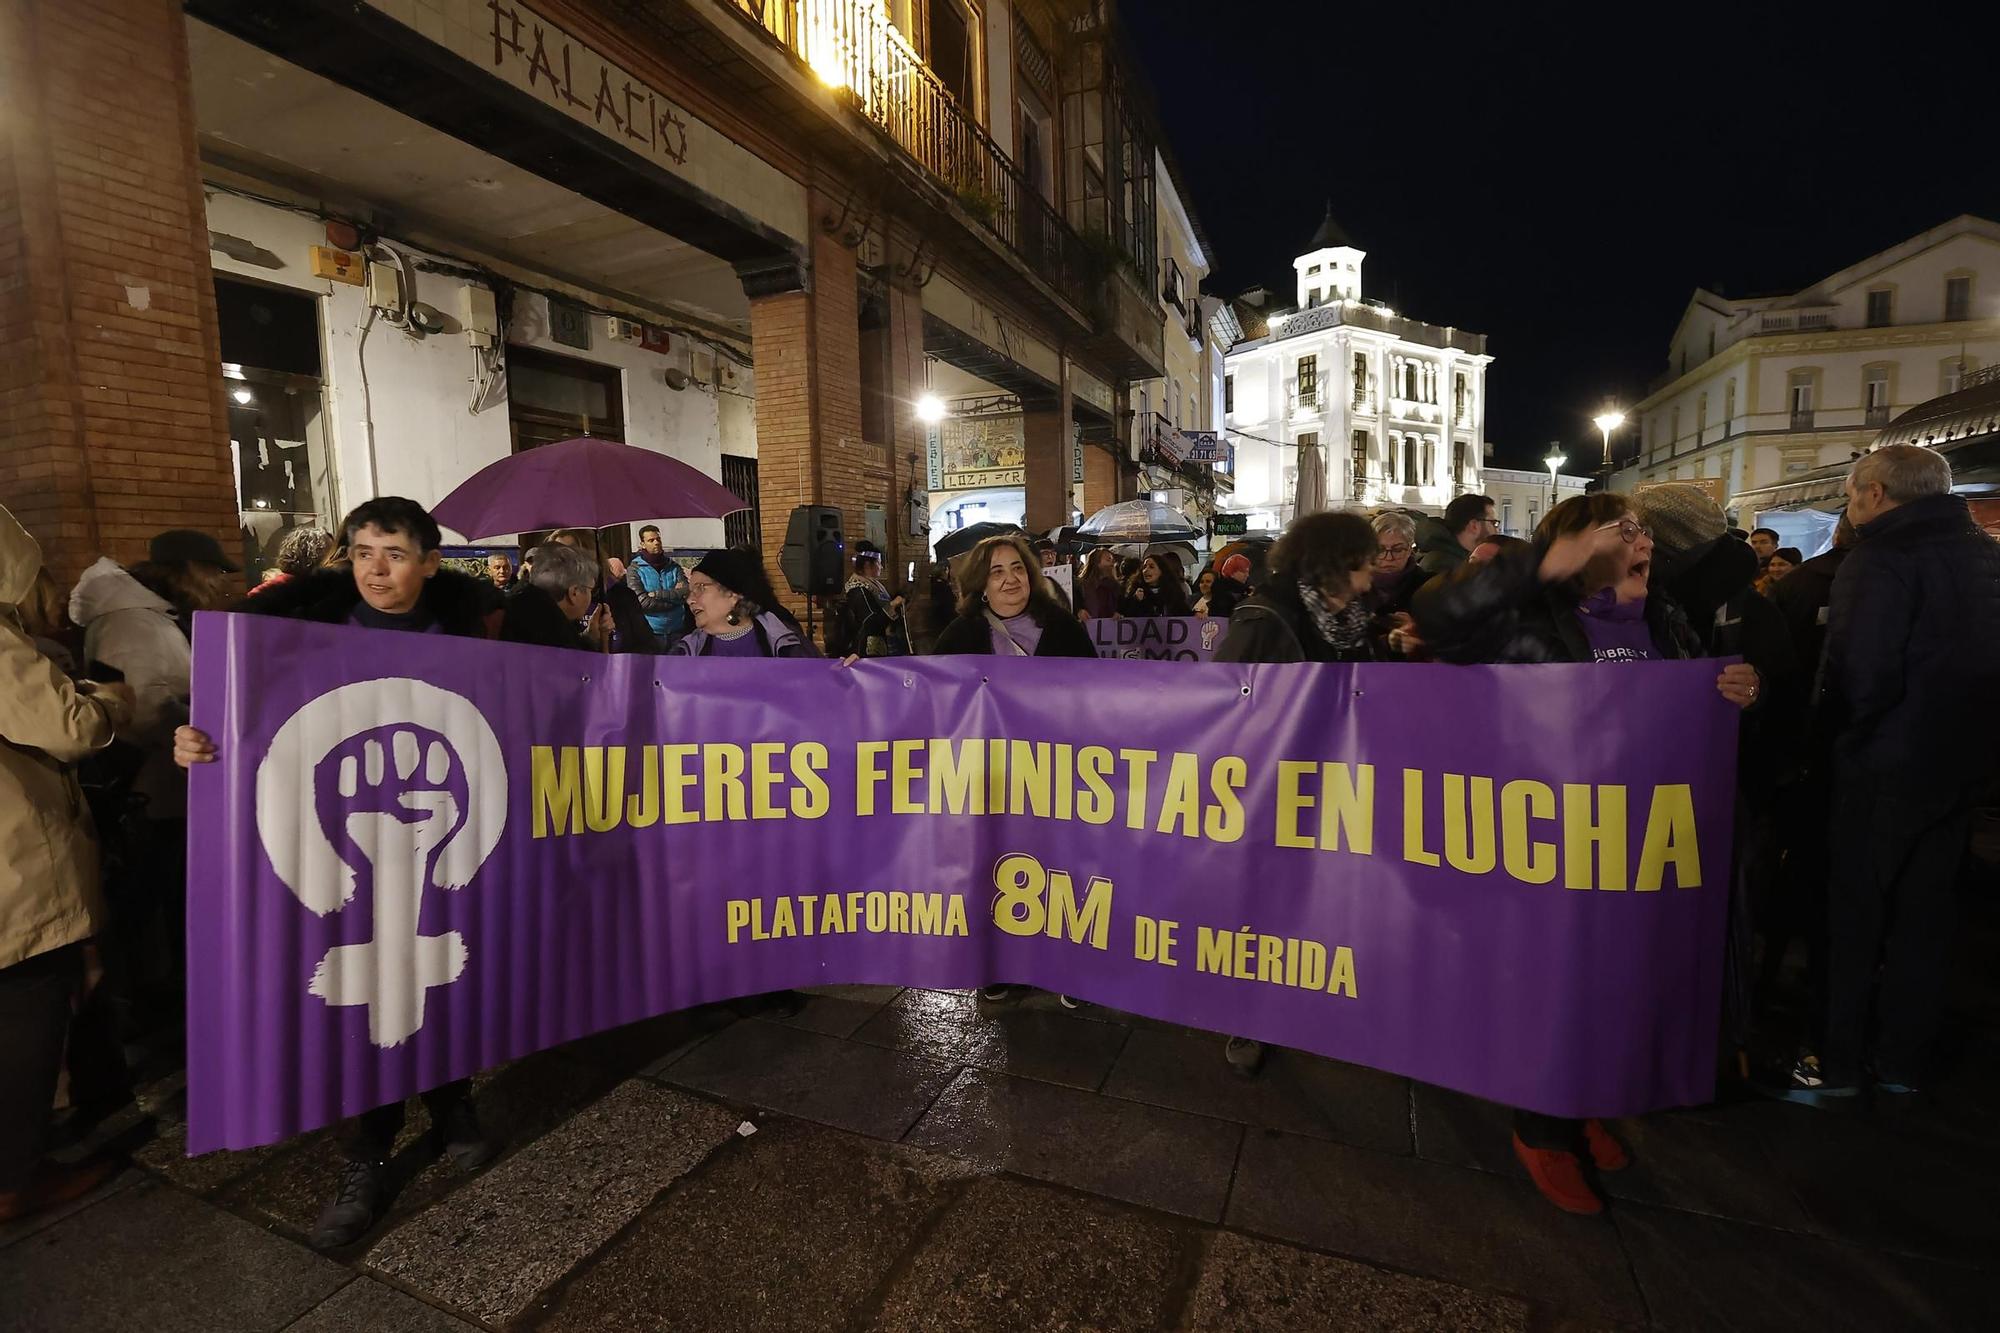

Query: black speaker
<box><xmin>779</xmin><ymin>504</ymin><xmax>846</xmax><ymax>595</ymax></box>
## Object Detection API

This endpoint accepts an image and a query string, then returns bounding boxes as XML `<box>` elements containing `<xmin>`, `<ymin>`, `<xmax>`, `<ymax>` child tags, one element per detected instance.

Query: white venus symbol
<box><xmin>255</xmin><ymin>679</ymin><xmax>508</xmax><ymax>1047</ymax></box>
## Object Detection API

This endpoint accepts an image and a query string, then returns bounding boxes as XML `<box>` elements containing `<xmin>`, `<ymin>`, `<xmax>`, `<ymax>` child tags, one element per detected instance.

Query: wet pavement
<box><xmin>6</xmin><ymin>963</ymin><xmax>2000</xmax><ymax>1331</ymax></box>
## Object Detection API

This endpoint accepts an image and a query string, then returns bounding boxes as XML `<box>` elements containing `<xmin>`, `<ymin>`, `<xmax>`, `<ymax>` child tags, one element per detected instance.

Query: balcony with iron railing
<box><xmin>726</xmin><ymin>0</ymin><xmax>1099</xmax><ymax>330</ymax></box>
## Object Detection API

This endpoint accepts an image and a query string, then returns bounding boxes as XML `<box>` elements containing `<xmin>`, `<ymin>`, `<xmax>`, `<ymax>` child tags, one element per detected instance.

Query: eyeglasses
<box><xmin>1595</xmin><ymin>519</ymin><xmax>1653</xmax><ymax>544</ymax></box>
<box><xmin>1374</xmin><ymin>543</ymin><xmax>1412</xmax><ymax>559</ymax></box>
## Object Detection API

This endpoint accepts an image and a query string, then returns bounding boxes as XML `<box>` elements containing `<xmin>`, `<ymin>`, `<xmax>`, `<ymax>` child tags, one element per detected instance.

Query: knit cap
<box><xmin>1632</xmin><ymin>484</ymin><xmax>1725</xmax><ymax>556</ymax></box>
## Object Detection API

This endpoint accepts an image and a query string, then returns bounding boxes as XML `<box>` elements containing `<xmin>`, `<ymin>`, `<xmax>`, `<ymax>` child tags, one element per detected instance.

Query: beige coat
<box><xmin>1</xmin><ymin>506</ymin><xmax>131</xmax><ymax>971</ymax></box>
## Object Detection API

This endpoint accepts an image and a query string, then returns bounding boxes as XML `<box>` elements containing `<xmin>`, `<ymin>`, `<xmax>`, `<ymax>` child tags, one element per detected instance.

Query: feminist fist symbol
<box><xmin>308</xmin><ymin>726</ymin><xmax>468</xmax><ymax>1046</ymax></box>
<box><xmin>256</xmin><ymin>680</ymin><xmax>507</xmax><ymax>1048</ymax></box>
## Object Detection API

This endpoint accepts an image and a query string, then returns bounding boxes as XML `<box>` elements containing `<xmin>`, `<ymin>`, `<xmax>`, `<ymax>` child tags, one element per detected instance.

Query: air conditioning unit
<box><xmin>603</xmin><ymin>316</ymin><xmax>644</xmax><ymax>343</ymax></box>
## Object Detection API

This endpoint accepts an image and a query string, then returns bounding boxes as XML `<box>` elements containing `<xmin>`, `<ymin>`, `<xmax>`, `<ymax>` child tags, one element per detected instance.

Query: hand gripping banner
<box><xmin>184</xmin><ymin>614</ymin><xmax>1738</xmax><ymax>1153</ymax></box>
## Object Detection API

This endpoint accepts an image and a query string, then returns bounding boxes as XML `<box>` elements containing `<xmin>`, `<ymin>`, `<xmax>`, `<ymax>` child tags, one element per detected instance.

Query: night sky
<box><xmin>1124</xmin><ymin>2</ymin><xmax>2000</xmax><ymax>471</ymax></box>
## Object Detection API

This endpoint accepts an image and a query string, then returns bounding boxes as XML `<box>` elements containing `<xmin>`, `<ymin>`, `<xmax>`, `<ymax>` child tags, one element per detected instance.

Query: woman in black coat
<box><xmin>1119</xmin><ymin>551</ymin><xmax>1193</xmax><ymax>618</ymax></box>
<box><xmin>932</xmin><ymin>533</ymin><xmax>1094</xmax><ymax>658</ymax></box>
<box><xmin>1216</xmin><ymin>511</ymin><xmax>1380</xmax><ymax>667</ymax></box>
<box><xmin>1207</xmin><ymin>510</ymin><xmax>1378</xmax><ymax>1078</ymax></box>
<box><xmin>1414</xmin><ymin>491</ymin><xmax>1760</xmax><ymax>1217</ymax></box>
<box><xmin>931</xmin><ymin>532</ymin><xmax>1092</xmax><ymax>1007</ymax></box>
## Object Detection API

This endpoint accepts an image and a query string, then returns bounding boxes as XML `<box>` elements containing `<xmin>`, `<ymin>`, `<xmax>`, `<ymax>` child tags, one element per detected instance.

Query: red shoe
<box><xmin>1512</xmin><ymin>1134</ymin><xmax>1603</xmax><ymax>1215</ymax></box>
<box><xmin>1583</xmin><ymin>1118</ymin><xmax>1629</xmax><ymax>1172</ymax></box>
<box><xmin>0</xmin><ymin>1155</ymin><xmax>120</xmax><ymax>1224</ymax></box>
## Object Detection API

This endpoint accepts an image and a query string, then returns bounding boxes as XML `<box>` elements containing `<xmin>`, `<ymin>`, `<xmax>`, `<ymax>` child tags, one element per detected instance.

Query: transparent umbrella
<box><xmin>1077</xmin><ymin>499</ymin><xmax>1203</xmax><ymax>545</ymax></box>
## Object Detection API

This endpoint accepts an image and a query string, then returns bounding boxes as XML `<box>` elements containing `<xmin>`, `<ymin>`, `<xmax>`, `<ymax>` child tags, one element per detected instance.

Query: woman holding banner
<box><xmin>670</xmin><ymin>548</ymin><xmax>816</xmax><ymax>660</ymax></box>
<box><xmin>931</xmin><ymin>533</ymin><xmax>1092</xmax><ymax>1006</ymax></box>
<box><xmin>1414</xmin><ymin>492</ymin><xmax>1761</xmax><ymax>1215</ymax></box>
<box><xmin>1211</xmin><ymin>511</ymin><xmax>1381</xmax><ymax>1076</ymax></box>
<box><xmin>931</xmin><ymin>534</ymin><xmax>1094</xmax><ymax>660</ymax></box>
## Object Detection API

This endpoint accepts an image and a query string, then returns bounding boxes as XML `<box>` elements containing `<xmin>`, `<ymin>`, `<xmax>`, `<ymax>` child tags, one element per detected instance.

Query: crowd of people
<box><xmin>3</xmin><ymin>441</ymin><xmax>1993</xmax><ymax>1237</ymax></box>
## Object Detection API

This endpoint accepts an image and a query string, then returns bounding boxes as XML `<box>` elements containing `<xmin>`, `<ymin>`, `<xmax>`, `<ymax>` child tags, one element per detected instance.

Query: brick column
<box><xmin>737</xmin><ymin>197</ymin><xmax>864</xmax><ymax>620</ymax></box>
<box><xmin>883</xmin><ymin>249</ymin><xmax>928</xmax><ymax>584</ymax></box>
<box><xmin>0</xmin><ymin>0</ymin><xmax>235</xmax><ymax>585</ymax></box>
<box><xmin>1020</xmin><ymin>360</ymin><xmax>1072</xmax><ymax>534</ymax></box>
<box><xmin>1081</xmin><ymin>444</ymin><xmax>1121</xmax><ymax>518</ymax></box>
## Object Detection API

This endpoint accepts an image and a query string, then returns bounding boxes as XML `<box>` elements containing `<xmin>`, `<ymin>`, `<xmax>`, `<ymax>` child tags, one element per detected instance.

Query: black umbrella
<box><xmin>934</xmin><ymin>520</ymin><xmax>1025</xmax><ymax>561</ymax></box>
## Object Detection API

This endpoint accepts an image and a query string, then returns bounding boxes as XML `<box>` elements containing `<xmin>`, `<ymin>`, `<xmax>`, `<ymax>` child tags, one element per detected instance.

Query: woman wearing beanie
<box><xmin>668</xmin><ymin>547</ymin><xmax>816</xmax><ymax>1020</ymax></box>
<box><xmin>1414</xmin><ymin>492</ymin><xmax>1761</xmax><ymax>1215</ymax></box>
<box><xmin>669</xmin><ymin>548</ymin><xmax>817</xmax><ymax>659</ymax></box>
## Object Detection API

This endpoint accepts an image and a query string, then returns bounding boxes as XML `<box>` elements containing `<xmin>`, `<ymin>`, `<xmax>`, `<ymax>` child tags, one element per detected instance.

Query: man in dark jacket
<box><xmin>503</xmin><ymin>543</ymin><xmax>613</xmax><ymax>652</ymax></box>
<box><xmin>1767</xmin><ymin>514</ymin><xmax>1855</xmax><ymax>681</ymax></box>
<box><xmin>174</xmin><ymin>497</ymin><xmax>504</xmax><ymax>1248</ymax></box>
<box><xmin>1791</xmin><ymin>447</ymin><xmax>2000</xmax><ymax>1102</ymax></box>
<box><xmin>1415</xmin><ymin>494</ymin><xmax>1496</xmax><ymax>578</ymax></box>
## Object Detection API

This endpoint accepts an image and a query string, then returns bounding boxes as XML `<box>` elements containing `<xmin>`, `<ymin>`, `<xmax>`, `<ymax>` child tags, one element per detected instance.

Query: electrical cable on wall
<box><xmin>204</xmin><ymin>179</ymin><xmax>754</xmax><ymax>368</ymax></box>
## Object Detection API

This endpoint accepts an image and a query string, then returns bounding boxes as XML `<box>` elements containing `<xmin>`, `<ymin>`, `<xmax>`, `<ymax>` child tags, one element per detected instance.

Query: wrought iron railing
<box><xmin>728</xmin><ymin>0</ymin><xmax>1089</xmax><ymax>297</ymax></box>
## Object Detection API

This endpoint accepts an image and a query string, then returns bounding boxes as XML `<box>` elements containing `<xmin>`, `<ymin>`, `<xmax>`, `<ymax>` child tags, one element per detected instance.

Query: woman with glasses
<box><xmin>1365</xmin><ymin>511</ymin><xmax>1429</xmax><ymax>655</ymax></box>
<box><xmin>1413</xmin><ymin>491</ymin><xmax>1760</xmax><ymax>1216</ymax></box>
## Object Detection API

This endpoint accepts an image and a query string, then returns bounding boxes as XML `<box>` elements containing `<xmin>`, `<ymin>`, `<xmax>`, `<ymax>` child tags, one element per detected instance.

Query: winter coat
<box><xmin>1413</xmin><ymin>543</ymin><xmax>1702</xmax><ymax>666</ymax></box>
<box><xmin>1205</xmin><ymin>577</ymin><xmax>1251</xmax><ymax>623</ymax></box>
<box><xmin>68</xmin><ymin>557</ymin><xmax>192</xmax><ymax>816</ymax></box>
<box><xmin>670</xmin><ymin>610</ymin><xmax>819</xmax><ymax>659</ymax></box>
<box><xmin>1079</xmin><ymin>577</ymin><xmax>1121</xmax><ymax>621</ymax></box>
<box><xmin>236</xmin><ymin>566</ymin><xmax>502</xmax><ymax>639</ymax></box>
<box><xmin>839</xmin><ymin>576</ymin><xmax>905</xmax><ymax>658</ymax></box>
<box><xmin>1656</xmin><ymin>535</ymin><xmax>1800</xmax><ymax>798</ymax></box>
<box><xmin>498</xmin><ymin>584</ymin><xmax>598</xmax><ymax>653</ymax></box>
<box><xmin>1823</xmin><ymin>493</ymin><xmax>2000</xmax><ymax>796</ymax></box>
<box><xmin>624</xmin><ymin>553</ymin><xmax>689</xmax><ymax>639</ymax></box>
<box><xmin>1215</xmin><ymin>580</ymin><xmax>1377</xmax><ymax>665</ymax></box>
<box><xmin>1120</xmin><ymin>579</ymin><xmax>1191</xmax><ymax>618</ymax></box>
<box><xmin>1414</xmin><ymin>515</ymin><xmax>1471</xmax><ymax>579</ymax></box>
<box><xmin>932</xmin><ymin>599</ymin><xmax>1096</xmax><ymax>657</ymax></box>
<box><xmin>1768</xmin><ymin>546</ymin><xmax>1849</xmax><ymax>684</ymax></box>
<box><xmin>2</xmin><ymin>506</ymin><xmax>131</xmax><ymax>970</ymax></box>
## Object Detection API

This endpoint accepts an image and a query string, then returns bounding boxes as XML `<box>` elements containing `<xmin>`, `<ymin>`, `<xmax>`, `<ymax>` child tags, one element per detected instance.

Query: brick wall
<box><xmin>0</xmin><ymin>0</ymin><xmax>234</xmax><ymax>586</ymax></box>
<box><xmin>1082</xmin><ymin>443</ymin><xmax>1122</xmax><ymax>518</ymax></box>
<box><xmin>746</xmin><ymin>195</ymin><xmax>868</xmax><ymax>623</ymax></box>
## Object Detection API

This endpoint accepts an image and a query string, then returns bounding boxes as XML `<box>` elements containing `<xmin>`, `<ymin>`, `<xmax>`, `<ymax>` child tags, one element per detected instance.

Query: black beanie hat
<box><xmin>692</xmin><ymin>547</ymin><xmax>763</xmax><ymax>599</ymax></box>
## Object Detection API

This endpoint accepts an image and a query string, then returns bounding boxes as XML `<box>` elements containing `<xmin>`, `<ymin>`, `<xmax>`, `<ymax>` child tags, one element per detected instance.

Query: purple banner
<box><xmin>1088</xmin><ymin>615</ymin><xmax>1229</xmax><ymax>660</ymax></box>
<box><xmin>186</xmin><ymin>613</ymin><xmax>1737</xmax><ymax>1153</ymax></box>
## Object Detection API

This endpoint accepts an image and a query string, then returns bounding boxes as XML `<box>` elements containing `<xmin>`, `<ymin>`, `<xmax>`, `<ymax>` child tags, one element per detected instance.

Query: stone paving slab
<box><xmin>1614</xmin><ymin>1199</ymin><xmax>1997</xmax><ymax>1331</ymax></box>
<box><xmin>227</xmin><ymin>1048</ymin><xmax>619</xmax><ymax>1241</ymax></box>
<box><xmin>1595</xmin><ymin>1109</ymin><xmax>1812</xmax><ymax>1231</ymax></box>
<box><xmin>532</xmin><ymin>1118</ymin><xmax>975</xmax><ymax>1333</ymax></box>
<box><xmin>1101</xmin><ymin>1026</ymin><xmax>1413</xmax><ymax>1153</ymax></box>
<box><xmin>284</xmin><ymin>1277</ymin><xmax>482</xmax><ymax>1332</ymax></box>
<box><xmin>1184</xmin><ymin>1229</ymin><xmax>1534</xmax><ymax>1332</ymax></box>
<box><xmin>658</xmin><ymin>1017</ymin><xmax>959</xmax><ymax>1140</ymax></box>
<box><xmin>863</xmin><ymin>1175</ymin><xmax>1190</xmax><ymax>1333</ymax></box>
<box><xmin>1225</xmin><ymin>1128</ymin><xmax>1647</xmax><ymax>1324</ymax></box>
<box><xmin>364</xmin><ymin>1080</ymin><xmax>737</xmax><ymax>1325</ymax></box>
<box><xmin>0</xmin><ymin>1176</ymin><xmax>347</xmax><ymax>1333</ymax></box>
<box><xmin>850</xmin><ymin>986</ymin><xmax>1133</xmax><ymax>1090</ymax></box>
<box><xmin>905</xmin><ymin>1067</ymin><xmax>1242</xmax><ymax>1221</ymax></box>
<box><xmin>0</xmin><ymin>1166</ymin><xmax>142</xmax><ymax>1251</ymax></box>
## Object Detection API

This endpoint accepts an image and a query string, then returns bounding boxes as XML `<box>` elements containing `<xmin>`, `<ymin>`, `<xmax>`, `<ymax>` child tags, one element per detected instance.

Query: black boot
<box><xmin>435</xmin><ymin>1097</ymin><xmax>501</xmax><ymax>1173</ymax></box>
<box><xmin>310</xmin><ymin>1159</ymin><xmax>389</xmax><ymax>1248</ymax></box>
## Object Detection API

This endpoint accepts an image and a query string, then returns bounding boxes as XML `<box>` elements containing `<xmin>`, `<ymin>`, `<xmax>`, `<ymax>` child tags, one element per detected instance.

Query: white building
<box><xmin>1480</xmin><ymin>466</ymin><xmax>1590</xmax><ymax>539</ymax></box>
<box><xmin>1221</xmin><ymin>212</ymin><xmax>1493</xmax><ymax>531</ymax></box>
<box><xmin>1609</xmin><ymin>214</ymin><xmax>2000</xmax><ymax>513</ymax></box>
<box><xmin>1132</xmin><ymin>149</ymin><xmax>1231</xmax><ymax>521</ymax></box>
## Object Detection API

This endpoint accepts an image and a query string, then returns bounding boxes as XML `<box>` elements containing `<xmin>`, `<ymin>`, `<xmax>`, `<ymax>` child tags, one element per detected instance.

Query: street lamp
<box><xmin>1592</xmin><ymin>409</ymin><xmax>1626</xmax><ymax>468</ymax></box>
<box><xmin>1543</xmin><ymin>444</ymin><xmax>1566</xmax><ymax>512</ymax></box>
<box><xmin>915</xmin><ymin>394</ymin><xmax>946</xmax><ymax>424</ymax></box>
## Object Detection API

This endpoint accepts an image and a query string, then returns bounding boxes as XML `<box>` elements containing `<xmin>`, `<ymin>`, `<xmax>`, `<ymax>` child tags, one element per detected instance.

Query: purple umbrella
<box><xmin>430</xmin><ymin>436</ymin><xmax>748</xmax><ymax>540</ymax></box>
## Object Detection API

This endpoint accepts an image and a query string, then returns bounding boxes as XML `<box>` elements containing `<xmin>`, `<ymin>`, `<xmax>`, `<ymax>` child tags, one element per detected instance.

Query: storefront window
<box><xmin>216</xmin><ymin>277</ymin><xmax>335</xmax><ymax>584</ymax></box>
